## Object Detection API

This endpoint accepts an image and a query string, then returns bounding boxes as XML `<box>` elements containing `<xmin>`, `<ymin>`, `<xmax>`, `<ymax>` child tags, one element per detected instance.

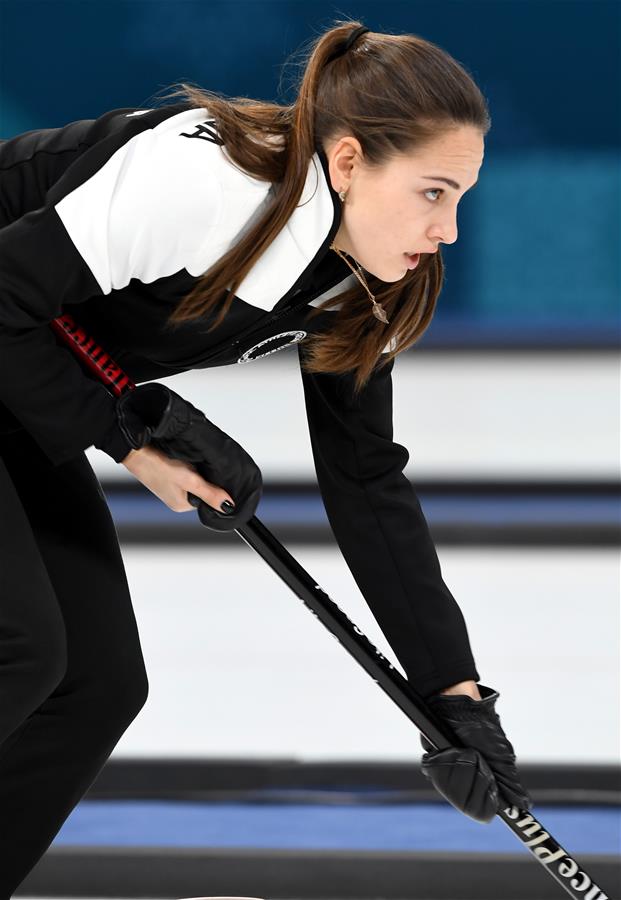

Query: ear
<box><xmin>328</xmin><ymin>136</ymin><xmax>363</xmax><ymax>192</ymax></box>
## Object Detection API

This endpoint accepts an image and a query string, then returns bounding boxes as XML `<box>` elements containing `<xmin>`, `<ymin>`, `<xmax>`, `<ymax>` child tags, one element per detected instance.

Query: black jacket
<box><xmin>0</xmin><ymin>102</ymin><xmax>480</xmax><ymax>696</ymax></box>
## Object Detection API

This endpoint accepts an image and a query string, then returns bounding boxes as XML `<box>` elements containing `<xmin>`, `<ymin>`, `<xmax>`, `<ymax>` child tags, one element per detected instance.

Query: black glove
<box><xmin>115</xmin><ymin>382</ymin><xmax>262</xmax><ymax>532</ymax></box>
<box><xmin>419</xmin><ymin>683</ymin><xmax>533</xmax><ymax>824</ymax></box>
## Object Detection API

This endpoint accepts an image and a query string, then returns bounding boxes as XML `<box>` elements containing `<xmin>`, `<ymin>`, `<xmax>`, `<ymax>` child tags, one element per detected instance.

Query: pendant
<box><xmin>372</xmin><ymin>302</ymin><xmax>389</xmax><ymax>324</ymax></box>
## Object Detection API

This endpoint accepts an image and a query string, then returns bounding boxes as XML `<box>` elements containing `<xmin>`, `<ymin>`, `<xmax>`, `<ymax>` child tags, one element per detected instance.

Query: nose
<box><xmin>429</xmin><ymin>212</ymin><xmax>459</xmax><ymax>246</ymax></box>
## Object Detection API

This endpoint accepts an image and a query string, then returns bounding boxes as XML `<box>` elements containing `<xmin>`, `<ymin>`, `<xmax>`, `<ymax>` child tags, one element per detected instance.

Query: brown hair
<box><xmin>156</xmin><ymin>19</ymin><xmax>491</xmax><ymax>394</ymax></box>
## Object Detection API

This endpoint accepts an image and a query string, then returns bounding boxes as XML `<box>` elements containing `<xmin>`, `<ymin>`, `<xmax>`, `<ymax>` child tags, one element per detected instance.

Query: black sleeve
<box><xmin>297</xmin><ymin>345</ymin><xmax>481</xmax><ymax>699</ymax></box>
<box><xmin>0</xmin><ymin>205</ymin><xmax>133</xmax><ymax>465</ymax></box>
<box><xmin>0</xmin><ymin>106</ymin><xmax>224</xmax><ymax>467</ymax></box>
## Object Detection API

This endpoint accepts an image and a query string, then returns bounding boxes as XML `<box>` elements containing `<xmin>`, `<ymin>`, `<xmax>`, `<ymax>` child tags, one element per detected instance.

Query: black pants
<box><xmin>0</xmin><ymin>426</ymin><xmax>148</xmax><ymax>897</ymax></box>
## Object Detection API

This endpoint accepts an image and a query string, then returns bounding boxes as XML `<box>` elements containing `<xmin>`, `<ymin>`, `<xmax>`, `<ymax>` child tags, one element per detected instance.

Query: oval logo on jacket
<box><xmin>237</xmin><ymin>330</ymin><xmax>307</xmax><ymax>364</ymax></box>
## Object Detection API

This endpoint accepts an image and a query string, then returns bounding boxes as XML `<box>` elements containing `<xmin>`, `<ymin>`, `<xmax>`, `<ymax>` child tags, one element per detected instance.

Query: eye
<box><xmin>424</xmin><ymin>188</ymin><xmax>444</xmax><ymax>202</ymax></box>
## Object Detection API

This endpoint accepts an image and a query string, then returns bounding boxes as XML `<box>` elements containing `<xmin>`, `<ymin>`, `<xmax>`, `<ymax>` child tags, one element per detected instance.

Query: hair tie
<box><xmin>326</xmin><ymin>26</ymin><xmax>370</xmax><ymax>64</ymax></box>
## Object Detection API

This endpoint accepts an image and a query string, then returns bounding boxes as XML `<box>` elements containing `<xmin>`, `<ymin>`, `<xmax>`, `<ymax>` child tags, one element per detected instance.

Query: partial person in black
<box><xmin>0</xmin><ymin>21</ymin><xmax>531</xmax><ymax>895</ymax></box>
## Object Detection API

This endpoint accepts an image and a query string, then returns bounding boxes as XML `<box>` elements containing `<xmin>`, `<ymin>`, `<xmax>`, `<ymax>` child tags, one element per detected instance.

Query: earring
<box><xmin>338</xmin><ymin>189</ymin><xmax>347</xmax><ymax>202</ymax></box>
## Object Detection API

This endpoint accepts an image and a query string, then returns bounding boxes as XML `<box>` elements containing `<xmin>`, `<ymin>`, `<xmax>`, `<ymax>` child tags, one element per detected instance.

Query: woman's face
<box><xmin>325</xmin><ymin>125</ymin><xmax>485</xmax><ymax>282</ymax></box>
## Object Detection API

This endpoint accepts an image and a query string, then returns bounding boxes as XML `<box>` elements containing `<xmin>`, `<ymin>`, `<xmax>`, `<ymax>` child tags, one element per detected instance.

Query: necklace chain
<box><xmin>329</xmin><ymin>243</ymin><xmax>390</xmax><ymax>324</ymax></box>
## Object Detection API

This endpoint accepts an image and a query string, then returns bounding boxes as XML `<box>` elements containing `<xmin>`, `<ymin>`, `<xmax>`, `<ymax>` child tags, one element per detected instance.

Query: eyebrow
<box><xmin>422</xmin><ymin>176</ymin><xmax>478</xmax><ymax>190</ymax></box>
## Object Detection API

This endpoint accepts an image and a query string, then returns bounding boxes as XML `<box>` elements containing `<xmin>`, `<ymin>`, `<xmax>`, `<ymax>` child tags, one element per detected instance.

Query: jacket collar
<box><xmin>233</xmin><ymin>146</ymin><xmax>343</xmax><ymax>310</ymax></box>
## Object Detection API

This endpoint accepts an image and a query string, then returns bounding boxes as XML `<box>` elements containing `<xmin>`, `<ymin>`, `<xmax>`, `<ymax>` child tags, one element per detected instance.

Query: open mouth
<box><xmin>404</xmin><ymin>252</ymin><xmax>421</xmax><ymax>269</ymax></box>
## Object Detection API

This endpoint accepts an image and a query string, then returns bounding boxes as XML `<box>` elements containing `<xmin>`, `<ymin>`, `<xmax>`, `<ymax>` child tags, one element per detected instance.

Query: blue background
<box><xmin>1</xmin><ymin>0</ymin><xmax>619</xmax><ymax>345</ymax></box>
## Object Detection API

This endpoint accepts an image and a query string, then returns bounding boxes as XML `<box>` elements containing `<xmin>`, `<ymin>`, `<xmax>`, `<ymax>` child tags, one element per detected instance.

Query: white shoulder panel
<box><xmin>308</xmin><ymin>272</ymin><xmax>357</xmax><ymax>310</ymax></box>
<box><xmin>381</xmin><ymin>334</ymin><xmax>398</xmax><ymax>354</ymax></box>
<box><xmin>232</xmin><ymin>153</ymin><xmax>336</xmax><ymax>311</ymax></box>
<box><xmin>55</xmin><ymin>108</ymin><xmax>232</xmax><ymax>293</ymax></box>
